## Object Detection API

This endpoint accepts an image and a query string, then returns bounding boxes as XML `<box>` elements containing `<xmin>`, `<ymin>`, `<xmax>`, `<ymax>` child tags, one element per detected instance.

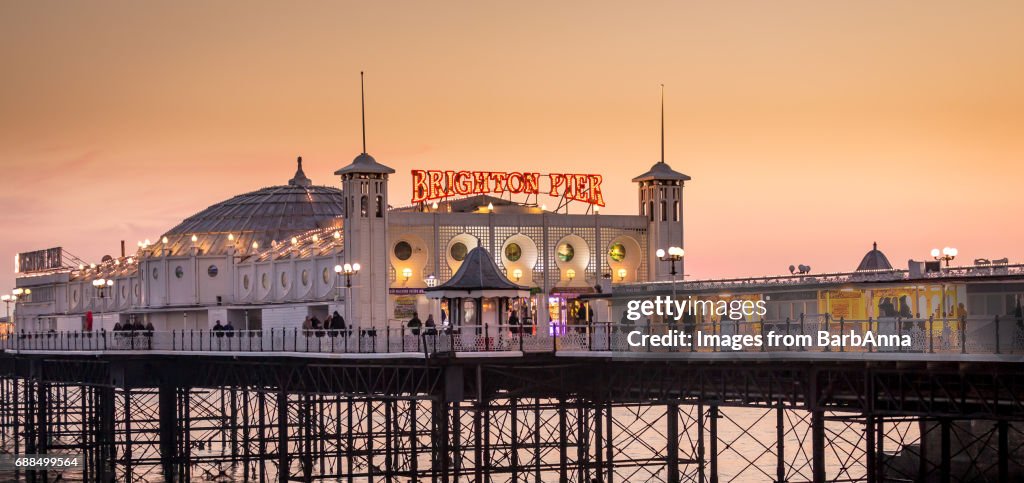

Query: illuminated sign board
<box><xmin>411</xmin><ymin>170</ymin><xmax>605</xmax><ymax>206</ymax></box>
<box><xmin>16</xmin><ymin>247</ymin><xmax>64</xmax><ymax>273</ymax></box>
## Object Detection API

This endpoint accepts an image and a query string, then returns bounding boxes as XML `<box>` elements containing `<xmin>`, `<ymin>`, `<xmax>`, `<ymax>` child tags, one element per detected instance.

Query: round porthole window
<box><xmin>609</xmin><ymin>243</ymin><xmax>626</xmax><ymax>262</ymax></box>
<box><xmin>280</xmin><ymin>272</ymin><xmax>288</xmax><ymax>288</ymax></box>
<box><xmin>261</xmin><ymin>273</ymin><xmax>269</xmax><ymax>289</ymax></box>
<box><xmin>175</xmin><ymin>266</ymin><xmax>184</xmax><ymax>279</ymax></box>
<box><xmin>72</xmin><ymin>289</ymin><xmax>79</xmax><ymax>304</ymax></box>
<box><xmin>394</xmin><ymin>241</ymin><xmax>413</xmax><ymax>261</ymax></box>
<box><xmin>450</xmin><ymin>242</ymin><xmax>468</xmax><ymax>261</ymax></box>
<box><xmin>243</xmin><ymin>275</ymin><xmax>250</xmax><ymax>290</ymax></box>
<box><xmin>134</xmin><ymin>285</ymin><xmax>140</xmax><ymax>297</ymax></box>
<box><xmin>121</xmin><ymin>285</ymin><xmax>127</xmax><ymax>298</ymax></box>
<box><xmin>323</xmin><ymin>267</ymin><xmax>331</xmax><ymax>284</ymax></box>
<box><xmin>301</xmin><ymin>270</ymin><xmax>309</xmax><ymax>287</ymax></box>
<box><xmin>152</xmin><ymin>268</ymin><xmax>159</xmax><ymax>280</ymax></box>
<box><xmin>207</xmin><ymin>265</ymin><xmax>219</xmax><ymax>277</ymax></box>
<box><xmin>557</xmin><ymin>243</ymin><xmax>575</xmax><ymax>262</ymax></box>
<box><xmin>505</xmin><ymin>243</ymin><xmax>522</xmax><ymax>262</ymax></box>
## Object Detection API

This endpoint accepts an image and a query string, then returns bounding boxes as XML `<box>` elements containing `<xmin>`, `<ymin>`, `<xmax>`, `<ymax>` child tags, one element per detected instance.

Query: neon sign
<box><xmin>411</xmin><ymin>170</ymin><xmax>605</xmax><ymax>206</ymax></box>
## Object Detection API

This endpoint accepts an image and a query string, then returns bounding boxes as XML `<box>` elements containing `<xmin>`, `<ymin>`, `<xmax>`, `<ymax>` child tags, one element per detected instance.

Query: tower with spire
<box><xmin>334</xmin><ymin>72</ymin><xmax>395</xmax><ymax>329</ymax></box>
<box><xmin>633</xmin><ymin>85</ymin><xmax>691</xmax><ymax>282</ymax></box>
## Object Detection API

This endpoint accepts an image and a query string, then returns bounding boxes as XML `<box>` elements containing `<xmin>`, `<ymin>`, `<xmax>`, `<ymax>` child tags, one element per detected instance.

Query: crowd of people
<box><xmin>301</xmin><ymin>311</ymin><xmax>349</xmax><ymax>337</ymax></box>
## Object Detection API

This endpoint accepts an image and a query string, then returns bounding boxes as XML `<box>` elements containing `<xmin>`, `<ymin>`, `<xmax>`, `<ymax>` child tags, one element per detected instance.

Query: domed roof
<box><xmin>334</xmin><ymin>152</ymin><xmax>395</xmax><ymax>176</ymax></box>
<box><xmin>856</xmin><ymin>242</ymin><xmax>893</xmax><ymax>271</ymax></box>
<box><xmin>153</xmin><ymin>159</ymin><xmax>345</xmax><ymax>256</ymax></box>
<box><xmin>632</xmin><ymin>161</ymin><xmax>691</xmax><ymax>183</ymax></box>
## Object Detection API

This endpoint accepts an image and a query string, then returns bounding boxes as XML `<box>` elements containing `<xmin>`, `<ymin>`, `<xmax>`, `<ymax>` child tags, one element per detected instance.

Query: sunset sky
<box><xmin>2</xmin><ymin>1</ymin><xmax>1022</xmax><ymax>292</ymax></box>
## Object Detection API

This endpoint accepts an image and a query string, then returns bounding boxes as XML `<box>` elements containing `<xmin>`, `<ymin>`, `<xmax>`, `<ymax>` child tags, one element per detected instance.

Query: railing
<box><xmin>3</xmin><ymin>315</ymin><xmax>1022</xmax><ymax>356</ymax></box>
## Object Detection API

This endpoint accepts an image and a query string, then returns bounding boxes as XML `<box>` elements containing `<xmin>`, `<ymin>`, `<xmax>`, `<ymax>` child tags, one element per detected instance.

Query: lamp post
<box><xmin>92</xmin><ymin>279</ymin><xmax>114</xmax><ymax>331</ymax></box>
<box><xmin>5</xmin><ymin>288</ymin><xmax>31</xmax><ymax>333</ymax></box>
<box><xmin>1</xmin><ymin>295</ymin><xmax>12</xmax><ymax>329</ymax></box>
<box><xmin>931</xmin><ymin>247</ymin><xmax>958</xmax><ymax>267</ymax></box>
<box><xmin>334</xmin><ymin>262</ymin><xmax>361</xmax><ymax>323</ymax></box>
<box><xmin>657</xmin><ymin>246</ymin><xmax>685</xmax><ymax>299</ymax></box>
<box><xmin>426</xmin><ymin>274</ymin><xmax>439</xmax><ymax>320</ymax></box>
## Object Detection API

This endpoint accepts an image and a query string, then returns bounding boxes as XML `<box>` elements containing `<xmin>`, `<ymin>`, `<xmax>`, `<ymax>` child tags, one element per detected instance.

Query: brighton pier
<box><xmin>3</xmin><ymin>133</ymin><xmax>1024</xmax><ymax>481</ymax></box>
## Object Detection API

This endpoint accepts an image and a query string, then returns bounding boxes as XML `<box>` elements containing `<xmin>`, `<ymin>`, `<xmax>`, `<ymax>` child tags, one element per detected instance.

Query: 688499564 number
<box><xmin>0</xmin><ymin>454</ymin><xmax>81</xmax><ymax>470</ymax></box>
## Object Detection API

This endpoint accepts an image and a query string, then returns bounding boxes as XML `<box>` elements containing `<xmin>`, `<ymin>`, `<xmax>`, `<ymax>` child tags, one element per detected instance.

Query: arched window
<box><xmin>660</xmin><ymin>201</ymin><xmax>667</xmax><ymax>221</ymax></box>
<box><xmin>360</xmin><ymin>195</ymin><xmax>368</xmax><ymax>217</ymax></box>
<box><xmin>673</xmin><ymin>201</ymin><xmax>680</xmax><ymax>221</ymax></box>
<box><xmin>648</xmin><ymin>201</ymin><xmax>654</xmax><ymax>222</ymax></box>
<box><xmin>375</xmin><ymin>195</ymin><xmax>383</xmax><ymax>217</ymax></box>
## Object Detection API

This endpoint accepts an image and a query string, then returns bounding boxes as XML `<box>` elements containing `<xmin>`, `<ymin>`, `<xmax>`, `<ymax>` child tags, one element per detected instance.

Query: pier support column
<box><xmin>865</xmin><ymin>415</ymin><xmax>876</xmax><ymax>483</ymax></box>
<box><xmin>709</xmin><ymin>405</ymin><xmax>719</xmax><ymax>483</ymax></box>
<box><xmin>940</xmin><ymin>419</ymin><xmax>951</xmax><ymax>483</ymax></box>
<box><xmin>277</xmin><ymin>391</ymin><xmax>289</xmax><ymax>483</ymax></box>
<box><xmin>697</xmin><ymin>403</ymin><xmax>705</xmax><ymax>483</ymax></box>
<box><xmin>776</xmin><ymin>402</ymin><xmax>785</xmax><ymax>483</ymax></box>
<box><xmin>558</xmin><ymin>397</ymin><xmax>568</xmax><ymax>483</ymax></box>
<box><xmin>667</xmin><ymin>402</ymin><xmax>680</xmax><ymax>483</ymax></box>
<box><xmin>158</xmin><ymin>384</ymin><xmax>181</xmax><ymax>481</ymax></box>
<box><xmin>432</xmin><ymin>398</ymin><xmax>450</xmax><ymax>483</ymax></box>
<box><xmin>811</xmin><ymin>410</ymin><xmax>826</xmax><ymax>483</ymax></box>
<box><xmin>998</xmin><ymin>420</ymin><xmax>1009</xmax><ymax>483</ymax></box>
<box><xmin>97</xmin><ymin>385</ymin><xmax>117</xmax><ymax>483</ymax></box>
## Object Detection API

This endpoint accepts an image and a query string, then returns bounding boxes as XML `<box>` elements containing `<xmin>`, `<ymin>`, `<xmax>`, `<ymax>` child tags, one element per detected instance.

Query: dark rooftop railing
<box><xmin>2</xmin><ymin>315</ymin><xmax>1022</xmax><ymax>357</ymax></box>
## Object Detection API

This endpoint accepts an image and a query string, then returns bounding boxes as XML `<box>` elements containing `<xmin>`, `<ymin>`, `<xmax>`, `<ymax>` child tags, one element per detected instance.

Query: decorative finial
<box><xmin>873</xmin><ymin>241</ymin><xmax>878</xmax><ymax>250</ymax></box>
<box><xmin>289</xmin><ymin>155</ymin><xmax>312</xmax><ymax>187</ymax></box>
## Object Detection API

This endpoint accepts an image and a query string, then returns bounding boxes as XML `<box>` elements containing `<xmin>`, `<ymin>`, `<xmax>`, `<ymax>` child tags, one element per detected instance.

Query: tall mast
<box><xmin>361</xmin><ymin>71</ymin><xmax>367</xmax><ymax>154</ymax></box>
<box><xmin>660</xmin><ymin>84</ymin><xmax>665</xmax><ymax>163</ymax></box>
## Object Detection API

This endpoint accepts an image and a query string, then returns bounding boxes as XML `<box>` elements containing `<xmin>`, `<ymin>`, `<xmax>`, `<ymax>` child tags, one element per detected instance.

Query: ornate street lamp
<box><xmin>512</xmin><ymin>269</ymin><xmax>523</xmax><ymax>282</ymax></box>
<box><xmin>92</xmin><ymin>279</ymin><xmax>114</xmax><ymax>331</ymax></box>
<box><xmin>931</xmin><ymin>247</ymin><xmax>958</xmax><ymax>267</ymax></box>
<box><xmin>657</xmin><ymin>246</ymin><xmax>685</xmax><ymax>298</ymax></box>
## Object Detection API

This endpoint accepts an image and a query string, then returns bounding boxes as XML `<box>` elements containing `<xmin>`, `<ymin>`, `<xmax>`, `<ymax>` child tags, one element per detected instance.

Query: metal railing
<box><xmin>3</xmin><ymin>315</ymin><xmax>1022</xmax><ymax>356</ymax></box>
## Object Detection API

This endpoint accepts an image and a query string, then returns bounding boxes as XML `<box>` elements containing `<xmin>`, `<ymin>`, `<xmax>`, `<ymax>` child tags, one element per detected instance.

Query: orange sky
<box><xmin>2</xmin><ymin>1</ymin><xmax>1023</xmax><ymax>293</ymax></box>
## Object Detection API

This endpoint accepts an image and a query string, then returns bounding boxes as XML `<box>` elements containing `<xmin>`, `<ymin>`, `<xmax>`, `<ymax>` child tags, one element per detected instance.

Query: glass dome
<box><xmin>152</xmin><ymin>158</ymin><xmax>346</xmax><ymax>256</ymax></box>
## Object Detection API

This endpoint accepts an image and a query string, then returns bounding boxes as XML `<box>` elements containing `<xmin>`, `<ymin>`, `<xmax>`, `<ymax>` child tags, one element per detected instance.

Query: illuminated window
<box><xmin>673</xmin><ymin>201</ymin><xmax>680</xmax><ymax>221</ymax></box>
<box><xmin>450</xmin><ymin>242</ymin><xmax>468</xmax><ymax>261</ymax></box>
<box><xmin>394</xmin><ymin>241</ymin><xmax>413</xmax><ymax>261</ymax></box>
<box><xmin>609</xmin><ymin>243</ymin><xmax>626</xmax><ymax>262</ymax></box>
<box><xmin>360</xmin><ymin>195</ymin><xmax>368</xmax><ymax>217</ymax></box>
<box><xmin>505</xmin><ymin>243</ymin><xmax>522</xmax><ymax>262</ymax></box>
<box><xmin>660</xmin><ymin>201</ymin><xmax>667</xmax><ymax>221</ymax></box>
<box><xmin>375</xmin><ymin>195</ymin><xmax>383</xmax><ymax>217</ymax></box>
<box><xmin>557</xmin><ymin>243</ymin><xmax>575</xmax><ymax>262</ymax></box>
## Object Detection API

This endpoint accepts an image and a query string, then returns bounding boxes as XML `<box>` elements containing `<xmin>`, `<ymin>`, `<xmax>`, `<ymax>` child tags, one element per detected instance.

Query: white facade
<box><xmin>11</xmin><ymin>158</ymin><xmax>690</xmax><ymax>332</ymax></box>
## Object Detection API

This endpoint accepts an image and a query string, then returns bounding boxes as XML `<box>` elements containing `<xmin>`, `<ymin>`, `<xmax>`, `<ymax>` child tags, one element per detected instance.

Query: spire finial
<box><xmin>360</xmin><ymin>71</ymin><xmax>367</xmax><ymax>154</ymax></box>
<box><xmin>289</xmin><ymin>155</ymin><xmax>311</xmax><ymax>187</ymax></box>
<box><xmin>873</xmin><ymin>241</ymin><xmax>878</xmax><ymax>250</ymax></box>
<box><xmin>660</xmin><ymin>84</ymin><xmax>665</xmax><ymax>164</ymax></box>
